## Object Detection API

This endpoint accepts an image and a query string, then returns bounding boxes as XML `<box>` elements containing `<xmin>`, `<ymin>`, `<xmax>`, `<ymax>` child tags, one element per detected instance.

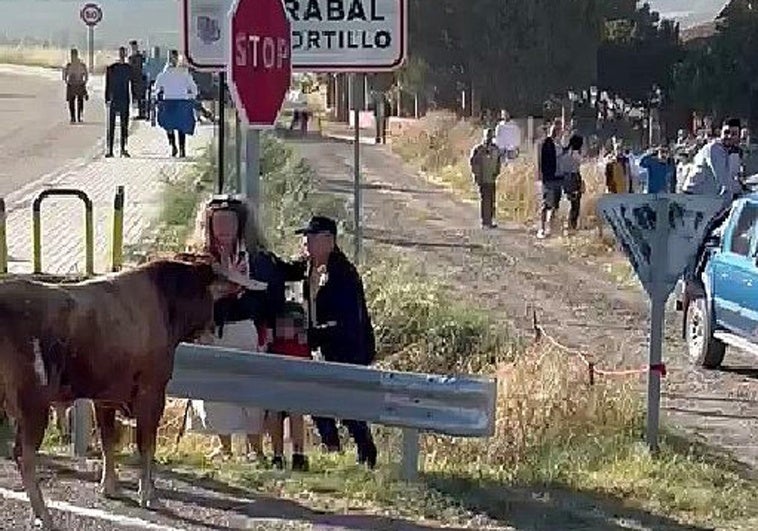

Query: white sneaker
<box><xmin>536</xmin><ymin>229</ymin><xmax>546</xmax><ymax>239</ymax></box>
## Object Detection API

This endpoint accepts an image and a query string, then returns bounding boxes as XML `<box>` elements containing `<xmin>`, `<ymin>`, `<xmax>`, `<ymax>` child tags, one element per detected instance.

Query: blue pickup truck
<box><xmin>679</xmin><ymin>195</ymin><xmax>758</xmax><ymax>368</ymax></box>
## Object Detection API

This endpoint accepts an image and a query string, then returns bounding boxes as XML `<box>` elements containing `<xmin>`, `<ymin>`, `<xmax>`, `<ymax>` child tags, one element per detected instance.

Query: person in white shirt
<box><xmin>493</xmin><ymin>110</ymin><xmax>521</xmax><ymax>163</ymax></box>
<box><xmin>682</xmin><ymin>118</ymin><xmax>744</xmax><ymax>203</ymax></box>
<box><xmin>153</xmin><ymin>50</ymin><xmax>198</xmax><ymax>157</ymax></box>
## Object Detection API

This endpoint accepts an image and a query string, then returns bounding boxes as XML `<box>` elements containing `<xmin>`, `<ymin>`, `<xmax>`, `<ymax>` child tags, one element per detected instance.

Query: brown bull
<box><xmin>0</xmin><ymin>256</ymin><xmax>243</xmax><ymax>529</ymax></box>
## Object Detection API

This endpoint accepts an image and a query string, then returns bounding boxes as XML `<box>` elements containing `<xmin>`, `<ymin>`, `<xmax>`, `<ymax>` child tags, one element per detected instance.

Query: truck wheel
<box><xmin>685</xmin><ymin>294</ymin><xmax>726</xmax><ymax>369</ymax></box>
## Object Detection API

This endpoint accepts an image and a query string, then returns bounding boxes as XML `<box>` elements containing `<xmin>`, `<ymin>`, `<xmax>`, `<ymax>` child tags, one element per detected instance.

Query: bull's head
<box><xmin>158</xmin><ymin>253</ymin><xmax>268</xmax><ymax>343</ymax></box>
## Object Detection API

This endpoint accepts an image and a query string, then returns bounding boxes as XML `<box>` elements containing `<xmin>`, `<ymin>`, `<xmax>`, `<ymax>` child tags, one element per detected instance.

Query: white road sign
<box><xmin>182</xmin><ymin>0</ymin><xmax>407</xmax><ymax>72</ymax></box>
<box><xmin>598</xmin><ymin>194</ymin><xmax>723</xmax><ymax>300</ymax></box>
<box><xmin>80</xmin><ymin>3</ymin><xmax>103</xmax><ymax>27</ymax></box>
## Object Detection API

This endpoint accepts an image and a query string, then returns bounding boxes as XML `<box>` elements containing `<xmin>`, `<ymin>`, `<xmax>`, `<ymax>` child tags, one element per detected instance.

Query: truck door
<box><xmin>712</xmin><ymin>201</ymin><xmax>758</xmax><ymax>336</ymax></box>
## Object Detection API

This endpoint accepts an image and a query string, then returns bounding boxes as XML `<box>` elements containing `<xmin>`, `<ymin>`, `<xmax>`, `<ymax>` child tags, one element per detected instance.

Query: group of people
<box><xmin>185</xmin><ymin>199</ymin><xmax>378</xmax><ymax>471</ymax></box>
<box><xmin>63</xmin><ymin>41</ymin><xmax>201</xmax><ymax>159</ymax></box>
<box><xmin>536</xmin><ymin>120</ymin><xmax>585</xmax><ymax>239</ymax></box>
<box><xmin>470</xmin><ymin>107</ymin><xmax>752</xmax><ymax>240</ymax></box>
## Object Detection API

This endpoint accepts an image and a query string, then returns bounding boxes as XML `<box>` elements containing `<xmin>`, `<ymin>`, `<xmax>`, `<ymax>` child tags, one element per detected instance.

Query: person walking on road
<box><xmin>537</xmin><ymin>120</ymin><xmax>563</xmax><ymax>239</ymax></box>
<box><xmin>105</xmin><ymin>46</ymin><xmax>132</xmax><ymax>158</ymax></box>
<box><xmin>128</xmin><ymin>40</ymin><xmax>148</xmax><ymax>120</ymax></box>
<box><xmin>154</xmin><ymin>50</ymin><xmax>198</xmax><ymax>158</ymax></box>
<box><xmin>63</xmin><ymin>48</ymin><xmax>88</xmax><ymax>124</ymax></box>
<box><xmin>470</xmin><ymin>128</ymin><xmax>502</xmax><ymax>228</ymax></box>
<box><xmin>296</xmin><ymin>216</ymin><xmax>379</xmax><ymax>469</ymax></box>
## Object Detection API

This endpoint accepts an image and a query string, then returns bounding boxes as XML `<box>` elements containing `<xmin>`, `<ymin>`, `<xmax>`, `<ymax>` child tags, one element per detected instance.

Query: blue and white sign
<box><xmin>598</xmin><ymin>194</ymin><xmax>724</xmax><ymax>300</ymax></box>
<box><xmin>183</xmin><ymin>0</ymin><xmax>407</xmax><ymax>72</ymax></box>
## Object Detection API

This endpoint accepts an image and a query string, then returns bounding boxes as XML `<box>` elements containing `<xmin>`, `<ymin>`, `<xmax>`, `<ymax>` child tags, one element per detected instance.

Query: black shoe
<box><xmin>171</xmin><ymin>145</ymin><xmax>178</xmax><ymax>157</ymax></box>
<box><xmin>271</xmin><ymin>455</ymin><xmax>285</xmax><ymax>470</ymax></box>
<box><xmin>179</xmin><ymin>149</ymin><xmax>186</xmax><ymax>158</ymax></box>
<box><xmin>121</xmin><ymin>150</ymin><xmax>131</xmax><ymax>158</ymax></box>
<box><xmin>105</xmin><ymin>151</ymin><xmax>114</xmax><ymax>158</ymax></box>
<box><xmin>69</xmin><ymin>118</ymin><xmax>76</xmax><ymax>124</ymax></box>
<box><xmin>292</xmin><ymin>453</ymin><xmax>309</xmax><ymax>472</ymax></box>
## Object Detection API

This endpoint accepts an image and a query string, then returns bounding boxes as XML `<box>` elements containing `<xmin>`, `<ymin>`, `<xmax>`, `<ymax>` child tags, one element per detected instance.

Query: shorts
<box><xmin>542</xmin><ymin>179</ymin><xmax>563</xmax><ymax>210</ymax></box>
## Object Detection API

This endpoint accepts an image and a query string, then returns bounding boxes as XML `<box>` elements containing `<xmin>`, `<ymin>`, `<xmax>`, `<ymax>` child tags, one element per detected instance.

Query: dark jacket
<box><xmin>305</xmin><ymin>248</ymin><xmax>376</xmax><ymax>366</ymax></box>
<box><xmin>211</xmin><ymin>246</ymin><xmax>376</xmax><ymax>366</ymax></box>
<box><xmin>540</xmin><ymin>137</ymin><xmax>559</xmax><ymax>181</ymax></box>
<box><xmin>213</xmin><ymin>249</ymin><xmax>305</xmax><ymax>332</ymax></box>
<box><xmin>105</xmin><ymin>62</ymin><xmax>132</xmax><ymax>106</ymax></box>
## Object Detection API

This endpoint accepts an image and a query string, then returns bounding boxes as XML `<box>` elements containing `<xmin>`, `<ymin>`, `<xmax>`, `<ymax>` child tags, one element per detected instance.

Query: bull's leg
<box><xmin>94</xmin><ymin>405</ymin><xmax>120</xmax><ymax>498</ymax></box>
<box><xmin>18</xmin><ymin>405</ymin><xmax>53</xmax><ymax>529</ymax></box>
<box><xmin>135</xmin><ymin>393</ymin><xmax>164</xmax><ymax>509</ymax></box>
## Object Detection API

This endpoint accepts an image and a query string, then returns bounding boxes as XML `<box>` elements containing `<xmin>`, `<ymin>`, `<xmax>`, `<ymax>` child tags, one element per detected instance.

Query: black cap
<box><xmin>295</xmin><ymin>215</ymin><xmax>337</xmax><ymax>236</ymax></box>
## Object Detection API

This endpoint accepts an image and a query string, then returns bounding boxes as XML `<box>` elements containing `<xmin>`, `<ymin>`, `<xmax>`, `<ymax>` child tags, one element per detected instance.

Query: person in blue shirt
<box><xmin>640</xmin><ymin>144</ymin><xmax>677</xmax><ymax>193</ymax></box>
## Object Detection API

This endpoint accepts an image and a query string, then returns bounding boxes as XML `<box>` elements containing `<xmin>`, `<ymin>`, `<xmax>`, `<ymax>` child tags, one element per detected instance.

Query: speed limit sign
<box><xmin>80</xmin><ymin>3</ymin><xmax>103</xmax><ymax>27</ymax></box>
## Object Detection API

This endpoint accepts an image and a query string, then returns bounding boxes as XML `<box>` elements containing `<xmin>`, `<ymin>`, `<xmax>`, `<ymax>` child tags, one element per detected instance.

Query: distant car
<box><xmin>677</xmin><ymin>195</ymin><xmax>758</xmax><ymax>368</ymax></box>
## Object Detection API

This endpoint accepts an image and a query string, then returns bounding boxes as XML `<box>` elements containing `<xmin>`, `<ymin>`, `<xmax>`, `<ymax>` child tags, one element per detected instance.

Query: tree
<box><xmin>672</xmin><ymin>0</ymin><xmax>758</xmax><ymax>125</ymax></box>
<box><xmin>597</xmin><ymin>2</ymin><xmax>682</xmax><ymax>102</ymax></box>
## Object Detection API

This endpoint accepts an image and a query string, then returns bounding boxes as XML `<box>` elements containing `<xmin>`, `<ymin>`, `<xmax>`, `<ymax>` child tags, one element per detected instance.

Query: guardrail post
<box><xmin>31</xmin><ymin>189</ymin><xmax>95</xmax><ymax>457</ymax></box>
<box><xmin>84</xmin><ymin>195</ymin><xmax>94</xmax><ymax>276</ymax></box>
<box><xmin>32</xmin><ymin>189</ymin><xmax>95</xmax><ymax>276</ymax></box>
<box><xmin>0</xmin><ymin>198</ymin><xmax>7</xmax><ymax>274</ymax></box>
<box><xmin>111</xmin><ymin>186</ymin><xmax>125</xmax><ymax>271</ymax></box>
<box><xmin>72</xmin><ymin>400</ymin><xmax>92</xmax><ymax>459</ymax></box>
<box><xmin>400</xmin><ymin>428</ymin><xmax>420</xmax><ymax>482</ymax></box>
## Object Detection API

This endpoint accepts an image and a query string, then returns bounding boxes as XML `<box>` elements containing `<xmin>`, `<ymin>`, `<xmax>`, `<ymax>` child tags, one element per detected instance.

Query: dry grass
<box><xmin>0</xmin><ymin>44</ymin><xmax>115</xmax><ymax>74</ymax></box>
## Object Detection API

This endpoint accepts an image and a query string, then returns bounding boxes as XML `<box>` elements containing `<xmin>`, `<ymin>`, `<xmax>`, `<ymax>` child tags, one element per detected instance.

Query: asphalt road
<box><xmin>0</xmin><ymin>69</ymin><xmax>106</xmax><ymax>200</ymax></box>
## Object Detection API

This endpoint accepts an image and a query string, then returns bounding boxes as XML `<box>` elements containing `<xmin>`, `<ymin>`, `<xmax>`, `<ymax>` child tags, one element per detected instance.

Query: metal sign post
<box><xmin>645</xmin><ymin>197</ymin><xmax>669</xmax><ymax>449</ymax></box>
<box><xmin>79</xmin><ymin>3</ymin><xmax>103</xmax><ymax>74</ymax></box>
<box><xmin>351</xmin><ymin>73</ymin><xmax>365</xmax><ymax>263</ymax></box>
<box><xmin>227</xmin><ymin>0</ymin><xmax>292</xmax><ymax>217</ymax></box>
<box><xmin>217</xmin><ymin>72</ymin><xmax>226</xmax><ymax>193</ymax></box>
<box><xmin>598</xmin><ymin>194</ymin><xmax>724</xmax><ymax>451</ymax></box>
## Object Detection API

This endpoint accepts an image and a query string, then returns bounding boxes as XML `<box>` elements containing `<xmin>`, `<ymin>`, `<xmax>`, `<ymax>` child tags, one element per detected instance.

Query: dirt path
<box><xmin>291</xmin><ymin>133</ymin><xmax>758</xmax><ymax>477</ymax></box>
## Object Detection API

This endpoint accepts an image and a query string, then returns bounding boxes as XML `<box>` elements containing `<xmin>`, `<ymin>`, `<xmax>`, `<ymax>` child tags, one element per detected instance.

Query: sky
<box><xmin>0</xmin><ymin>0</ymin><xmax>731</xmax><ymax>49</ymax></box>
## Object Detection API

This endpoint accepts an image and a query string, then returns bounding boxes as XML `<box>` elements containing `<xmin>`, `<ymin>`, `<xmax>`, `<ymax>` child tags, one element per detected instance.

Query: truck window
<box><xmin>729</xmin><ymin>203</ymin><xmax>758</xmax><ymax>256</ymax></box>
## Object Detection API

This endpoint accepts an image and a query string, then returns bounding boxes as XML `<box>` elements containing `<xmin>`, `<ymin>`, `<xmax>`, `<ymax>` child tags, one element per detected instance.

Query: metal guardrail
<box><xmin>167</xmin><ymin>343</ymin><xmax>496</xmax><ymax>480</ymax></box>
<box><xmin>73</xmin><ymin>343</ymin><xmax>497</xmax><ymax>480</ymax></box>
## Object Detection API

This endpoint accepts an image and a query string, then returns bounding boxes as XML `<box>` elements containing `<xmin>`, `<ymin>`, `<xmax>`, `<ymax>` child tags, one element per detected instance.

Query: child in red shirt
<box><xmin>266</xmin><ymin>303</ymin><xmax>311</xmax><ymax>471</ymax></box>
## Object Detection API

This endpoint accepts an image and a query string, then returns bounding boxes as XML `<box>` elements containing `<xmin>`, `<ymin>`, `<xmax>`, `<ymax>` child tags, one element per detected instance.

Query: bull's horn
<box><xmin>212</xmin><ymin>263</ymin><xmax>268</xmax><ymax>291</ymax></box>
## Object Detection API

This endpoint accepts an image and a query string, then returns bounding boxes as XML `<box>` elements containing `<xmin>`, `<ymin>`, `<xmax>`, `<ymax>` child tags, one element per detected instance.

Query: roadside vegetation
<box><xmin>0</xmin><ymin>44</ymin><xmax>114</xmax><ymax>73</ymax></box>
<box><xmin>113</xmin><ymin>133</ymin><xmax>758</xmax><ymax>530</ymax></box>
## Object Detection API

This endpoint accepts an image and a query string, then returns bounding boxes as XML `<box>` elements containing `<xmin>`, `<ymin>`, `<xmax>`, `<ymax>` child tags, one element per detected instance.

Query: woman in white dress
<box><xmin>186</xmin><ymin>198</ymin><xmax>266</xmax><ymax>460</ymax></box>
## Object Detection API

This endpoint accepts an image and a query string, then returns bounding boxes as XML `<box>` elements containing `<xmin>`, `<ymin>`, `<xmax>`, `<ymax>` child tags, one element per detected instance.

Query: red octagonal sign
<box><xmin>228</xmin><ymin>0</ymin><xmax>292</xmax><ymax>129</ymax></box>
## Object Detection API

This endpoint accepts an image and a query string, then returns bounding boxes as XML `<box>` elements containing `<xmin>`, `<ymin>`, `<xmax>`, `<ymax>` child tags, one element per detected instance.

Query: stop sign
<box><xmin>228</xmin><ymin>0</ymin><xmax>292</xmax><ymax>128</ymax></box>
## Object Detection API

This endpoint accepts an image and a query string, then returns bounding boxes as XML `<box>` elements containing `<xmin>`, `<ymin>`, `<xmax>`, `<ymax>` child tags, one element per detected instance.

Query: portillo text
<box><xmin>285</xmin><ymin>0</ymin><xmax>394</xmax><ymax>51</ymax></box>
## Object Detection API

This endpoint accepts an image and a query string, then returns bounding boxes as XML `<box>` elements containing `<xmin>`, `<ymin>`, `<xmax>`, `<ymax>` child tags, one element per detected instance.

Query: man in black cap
<box><xmin>295</xmin><ymin>215</ymin><xmax>378</xmax><ymax>468</ymax></box>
